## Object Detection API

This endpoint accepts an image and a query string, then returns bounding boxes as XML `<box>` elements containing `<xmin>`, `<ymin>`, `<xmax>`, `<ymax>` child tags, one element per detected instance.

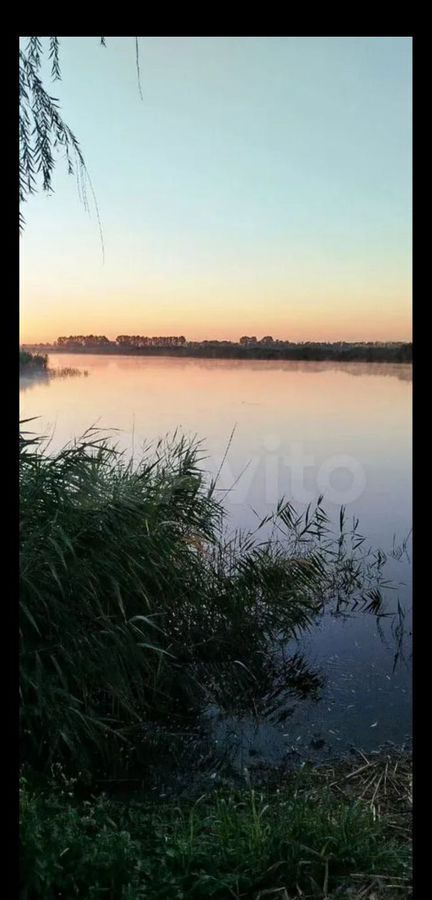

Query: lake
<box><xmin>20</xmin><ymin>354</ymin><xmax>412</xmax><ymax>768</ymax></box>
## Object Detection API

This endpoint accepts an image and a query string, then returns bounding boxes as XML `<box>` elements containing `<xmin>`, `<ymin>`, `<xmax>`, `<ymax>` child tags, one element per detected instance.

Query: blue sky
<box><xmin>20</xmin><ymin>36</ymin><xmax>412</xmax><ymax>342</ymax></box>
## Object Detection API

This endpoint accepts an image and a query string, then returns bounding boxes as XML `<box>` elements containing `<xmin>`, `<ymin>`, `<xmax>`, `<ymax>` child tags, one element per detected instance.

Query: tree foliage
<box><xmin>19</xmin><ymin>36</ymin><xmax>142</xmax><ymax>236</ymax></box>
<box><xmin>19</xmin><ymin>36</ymin><xmax>141</xmax><ymax>247</ymax></box>
<box><xmin>19</xmin><ymin>37</ymin><xmax>93</xmax><ymax>230</ymax></box>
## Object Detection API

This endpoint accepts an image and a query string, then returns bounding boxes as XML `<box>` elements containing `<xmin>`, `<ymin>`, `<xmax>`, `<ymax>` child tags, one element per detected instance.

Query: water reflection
<box><xmin>20</xmin><ymin>365</ymin><xmax>88</xmax><ymax>393</ymax></box>
<box><xmin>203</xmin><ymin>595</ymin><xmax>412</xmax><ymax>774</ymax></box>
<box><xmin>19</xmin><ymin>372</ymin><xmax>50</xmax><ymax>392</ymax></box>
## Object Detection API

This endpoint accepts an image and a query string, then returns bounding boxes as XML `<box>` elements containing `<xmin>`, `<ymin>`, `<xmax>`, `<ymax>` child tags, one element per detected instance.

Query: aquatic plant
<box><xmin>47</xmin><ymin>366</ymin><xmax>88</xmax><ymax>378</ymax></box>
<box><xmin>20</xmin><ymin>427</ymin><xmax>396</xmax><ymax>778</ymax></box>
<box><xmin>19</xmin><ymin>350</ymin><xmax>48</xmax><ymax>370</ymax></box>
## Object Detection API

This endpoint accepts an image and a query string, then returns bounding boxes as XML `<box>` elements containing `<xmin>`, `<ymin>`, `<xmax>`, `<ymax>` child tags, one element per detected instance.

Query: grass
<box><xmin>19</xmin><ymin>750</ymin><xmax>412</xmax><ymax>899</ymax></box>
<box><xmin>47</xmin><ymin>365</ymin><xmax>88</xmax><ymax>378</ymax></box>
<box><xmin>19</xmin><ymin>430</ymin><xmax>411</xmax><ymax>897</ymax></box>
<box><xmin>20</xmin><ymin>427</ymin><xmax>393</xmax><ymax>780</ymax></box>
<box><xmin>19</xmin><ymin>427</ymin><xmax>399</xmax><ymax>780</ymax></box>
<box><xmin>19</xmin><ymin>351</ymin><xmax>87</xmax><ymax>380</ymax></box>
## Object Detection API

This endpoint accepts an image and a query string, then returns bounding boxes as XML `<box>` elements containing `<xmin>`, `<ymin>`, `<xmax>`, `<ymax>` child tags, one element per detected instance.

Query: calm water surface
<box><xmin>20</xmin><ymin>355</ymin><xmax>412</xmax><ymax>766</ymax></box>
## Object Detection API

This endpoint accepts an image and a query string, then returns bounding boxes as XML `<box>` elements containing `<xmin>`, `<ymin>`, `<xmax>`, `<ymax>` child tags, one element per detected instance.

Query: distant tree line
<box><xmin>56</xmin><ymin>335</ymin><xmax>187</xmax><ymax>348</ymax></box>
<box><xmin>57</xmin><ymin>335</ymin><xmax>111</xmax><ymax>346</ymax></box>
<box><xmin>116</xmin><ymin>335</ymin><xmax>187</xmax><ymax>347</ymax></box>
<box><xmin>22</xmin><ymin>336</ymin><xmax>412</xmax><ymax>363</ymax></box>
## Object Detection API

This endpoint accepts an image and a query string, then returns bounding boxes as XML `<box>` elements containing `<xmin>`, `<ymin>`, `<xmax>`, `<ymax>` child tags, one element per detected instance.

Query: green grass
<box><xmin>20</xmin><ymin>427</ymin><xmax>394</xmax><ymax>779</ymax></box>
<box><xmin>19</xmin><ymin>431</ymin><xmax>410</xmax><ymax>897</ymax></box>
<box><xmin>19</xmin><ymin>756</ymin><xmax>412</xmax><ymax>899</ymax></box>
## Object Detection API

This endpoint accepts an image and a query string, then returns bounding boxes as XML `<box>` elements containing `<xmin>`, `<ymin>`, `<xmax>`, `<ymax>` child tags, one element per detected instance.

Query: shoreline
<box><xmin>21</xmin><ymin>344</ymin><xmax>412</xmax><ymax>364</ymax></box>
<box><xmin>21</xmin><ymin>746</ymin><xmax>412</xmax><ymax>898</ymax></box>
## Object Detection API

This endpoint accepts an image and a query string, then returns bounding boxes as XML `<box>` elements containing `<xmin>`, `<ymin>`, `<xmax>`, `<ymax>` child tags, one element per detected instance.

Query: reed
<box><xmin>19</xmin><ymin>350</ymin><xmax>48</xmax><ymax>370</ymax></box>
<box><xmin>20</xmin><ymin>426</ymin><xmax>396</xmax><ymax>778</ymax></box>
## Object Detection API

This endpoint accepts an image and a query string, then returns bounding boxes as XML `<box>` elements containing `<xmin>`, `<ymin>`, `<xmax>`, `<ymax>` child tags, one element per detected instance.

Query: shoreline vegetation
<box><xmin>19</xmin><ymin>350</ymin><xmax>48</xmax><ymax>370</ymax></box>
<box><xmin>20</xmin><ymin>748</ymin><xmax>412</xmax><ymax>899</ymax></box>
<box><xmin>20</xmin><ymin>350</ymin><xmax>87</xmax><ymax>379</ymax></box>
<box><xmin>21</xmin><ymin>337</ymin><xmax>412</xmax><ymax>364</ymax></box>
<box><xmin>20</xmin><ymin>427</ymin><xmax>401</xmax><ymax>777</ymax></box>
<box><xmin>19</xmin><ymin>427</ymin><xmax>412</xmax><ymax>897</ymax></box>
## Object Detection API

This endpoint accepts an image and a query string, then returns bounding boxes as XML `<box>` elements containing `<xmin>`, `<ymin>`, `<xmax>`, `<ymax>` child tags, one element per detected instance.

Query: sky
<box><xmin>20</xmin><ymin>36</ymin><xmax>412</xmax><ymax>344</ymax></box>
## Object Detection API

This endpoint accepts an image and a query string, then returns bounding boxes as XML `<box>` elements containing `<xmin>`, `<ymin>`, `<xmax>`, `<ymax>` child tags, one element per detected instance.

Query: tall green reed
<box><xmin>20</xmin><ymin>427</ymin><xmax>393</xmax><ymax>777</ymax></box>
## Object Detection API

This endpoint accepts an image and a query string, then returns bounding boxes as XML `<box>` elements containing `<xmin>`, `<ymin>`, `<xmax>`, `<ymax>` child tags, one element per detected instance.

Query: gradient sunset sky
<box><xmin>20</xmin><ymin>36</ymin><xmax>412</xmax><ymax>344</ymax></box>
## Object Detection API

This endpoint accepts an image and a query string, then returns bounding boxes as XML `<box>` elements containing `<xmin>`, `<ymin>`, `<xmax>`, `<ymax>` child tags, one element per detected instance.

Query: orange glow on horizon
<box><xmin>20</xmin><ymin>317</ymin><xmax>412</xmax><ymax>346</ymax></box>
<box><xmin>20</xmin><ymin>268</ymin><xmax>412</xmax><ymax>346</ymax></box>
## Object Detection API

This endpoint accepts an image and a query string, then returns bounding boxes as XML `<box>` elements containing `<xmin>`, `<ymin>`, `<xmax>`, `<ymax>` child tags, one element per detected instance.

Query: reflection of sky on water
<box><xmin>20</xmin><ymin>354</ymin><xmax>412</xmax><ymax>761</ymax></box>
<box><xmin>206</xmin><ymin>584</ymin><xmax>412</xmax><ymax>772</ymax></box>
